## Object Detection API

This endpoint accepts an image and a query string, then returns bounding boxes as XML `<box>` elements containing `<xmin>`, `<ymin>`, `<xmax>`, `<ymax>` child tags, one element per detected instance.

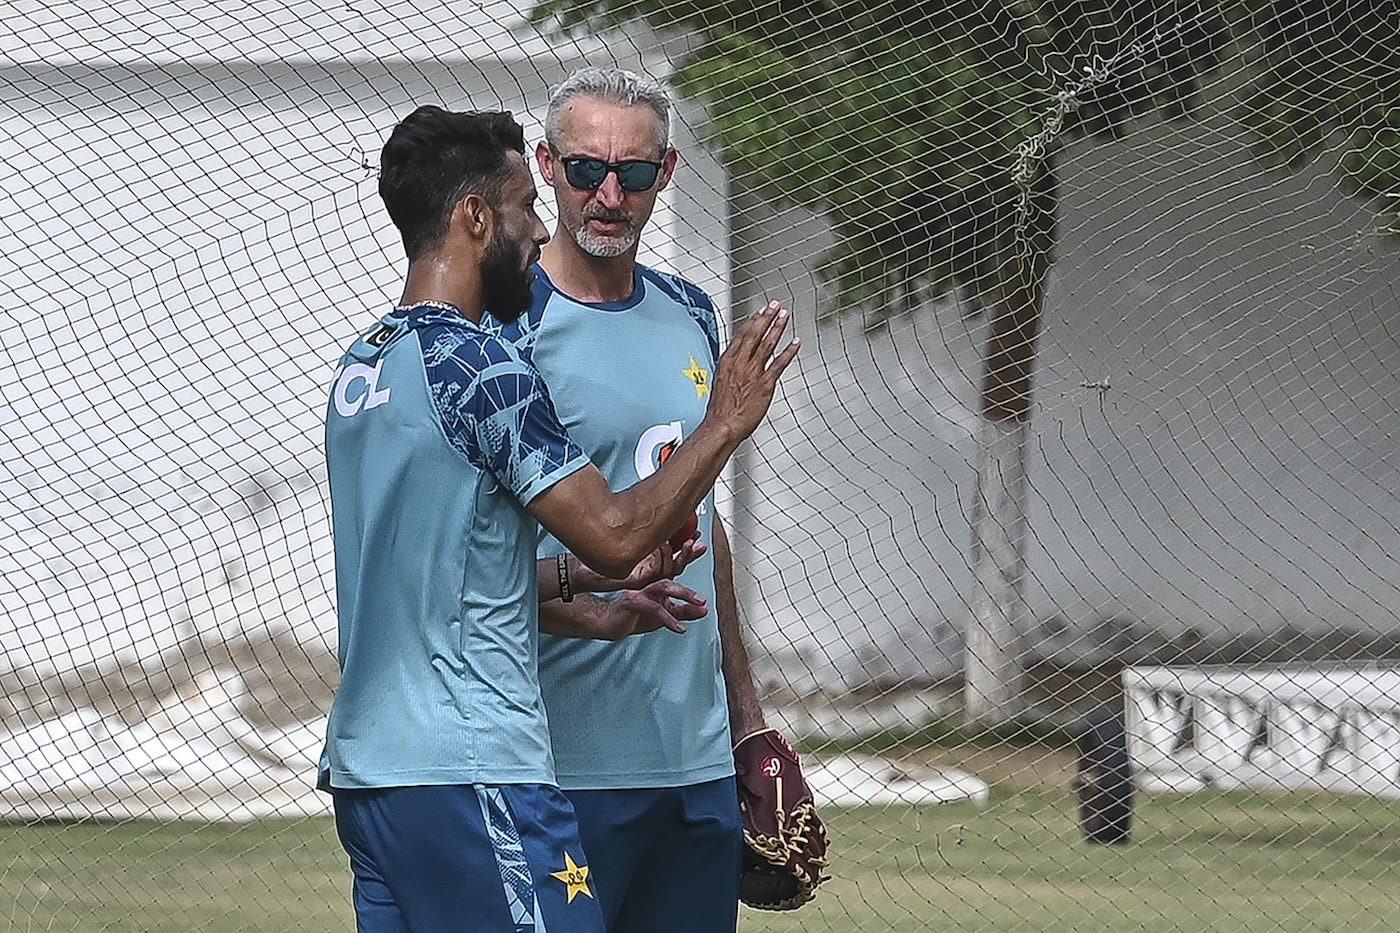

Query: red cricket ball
<box><xmin>669</xmin><ymin>513</ymin><xmax>700</xmax><ymax>552</ymax></box>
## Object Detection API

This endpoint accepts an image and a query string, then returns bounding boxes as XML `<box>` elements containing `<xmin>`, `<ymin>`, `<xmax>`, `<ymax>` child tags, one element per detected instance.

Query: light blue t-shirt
<box><xmin>319</xmin><ymin>301</ymin><xmax>591</xmax><ymax>790</ymax></box>
<box><xmin>491</xmin><ymin>266</ymin><xmax>733</xmax><ymax>790</ymax></box>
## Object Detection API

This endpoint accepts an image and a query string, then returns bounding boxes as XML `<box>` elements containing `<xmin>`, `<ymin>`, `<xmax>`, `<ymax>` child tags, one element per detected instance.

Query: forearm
<box><xmin>536</xmin><ymin>553</ymin><xmax>632</xmax><ymax>604</ymax></box>
<box><xmin>531</xmin><ymin>422</ymin><xmax>739</xmax><ymax>578</ymax></box>
<box><xmin>592</xmin><ymin>419</ymin><xmax>739</xmax><ymax>566</ymax></box>
<box><xmin>538</xmin><ymin>594</ymin><xmax>612</xmax><ymax>638</ymax></box>
<box><xmin>713</xmin><ymin>516</ymin><xmax>767</xmax><ymax>738</ymax></box>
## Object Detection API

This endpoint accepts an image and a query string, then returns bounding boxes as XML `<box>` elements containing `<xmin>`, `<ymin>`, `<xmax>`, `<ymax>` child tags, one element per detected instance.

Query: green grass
<box><xmin>0</xmin><ymin>817</ymin><xmax>350</xmax><ymax>932</ymax></box>
<box><xmin>752</xmin><ymin>789</ymin><xmax>1400</xmax><ymax>932</ymax></box>
<box><xmin>5</xmin><ymin>788</ymin><xmax>1400</xmax><ymax>931</ymax></box>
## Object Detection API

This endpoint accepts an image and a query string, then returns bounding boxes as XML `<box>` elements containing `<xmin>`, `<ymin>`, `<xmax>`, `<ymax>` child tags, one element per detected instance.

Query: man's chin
<box><xmin>483</xmin><ymin>280</ymin><xmax>533</xmax><ymax>324</ymax></box>
<box><xmin>571</xmin><ymin>222</ymin><xmax>638</xmax><ymax>259</ymax></box>
<box><xmin>578</xmin><ymin>235</ymin><xmax>637</xmax><ymax>259</ymax></box>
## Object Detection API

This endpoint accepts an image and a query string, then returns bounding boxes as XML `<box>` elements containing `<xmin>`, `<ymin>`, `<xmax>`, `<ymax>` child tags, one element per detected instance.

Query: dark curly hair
<box><xmin>378</xmin><ymin>106</ymin><xmax>526</xmax><ymax>260</ymax></box>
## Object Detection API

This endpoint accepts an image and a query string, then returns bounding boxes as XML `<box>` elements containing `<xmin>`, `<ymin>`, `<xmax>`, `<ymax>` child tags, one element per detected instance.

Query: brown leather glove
<box><xmin>733</xmin><ymin>729</ymin><xmax>830</xmax><ymax>910</ymax></box>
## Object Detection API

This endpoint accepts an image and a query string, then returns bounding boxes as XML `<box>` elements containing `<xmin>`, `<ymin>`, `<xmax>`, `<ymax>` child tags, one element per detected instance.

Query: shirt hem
<box><xmin>553</xmin><ymin>761</ymin><xmax>735</xmax><ymax>792</ymax></box>
<box><xmin>519</xmin><ymin>454</ymin><xmax>592</xmax><ymax>506</ymax></box>
<box><xmin>321</xmin><ymin>767</ymin><xmax>557</xmax><ymax>791</ymax></box>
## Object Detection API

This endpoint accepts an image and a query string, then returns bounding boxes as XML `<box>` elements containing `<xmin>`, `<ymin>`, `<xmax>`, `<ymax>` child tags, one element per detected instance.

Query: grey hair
<box><xmin>545</xmin><ymin>67</ymin><xmax>672</xmax><ymax>155</ymax></box>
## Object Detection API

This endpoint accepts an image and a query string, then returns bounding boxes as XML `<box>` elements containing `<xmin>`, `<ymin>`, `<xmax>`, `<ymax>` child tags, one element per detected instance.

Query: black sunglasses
<box><xmin>560</xmin><ymin>157</ymin><xmax>662</xmax><ymax>193</ymax></box>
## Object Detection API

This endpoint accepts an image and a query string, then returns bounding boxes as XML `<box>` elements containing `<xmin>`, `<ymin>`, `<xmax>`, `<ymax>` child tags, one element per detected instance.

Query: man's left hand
<box><xmin>585</xmin><ymin>580</ymin><xmax>708</xmax><ymax>639</ymax></box>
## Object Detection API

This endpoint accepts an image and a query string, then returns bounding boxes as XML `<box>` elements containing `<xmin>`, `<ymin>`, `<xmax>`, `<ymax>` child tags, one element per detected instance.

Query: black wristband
<box><xmin>557</xmin><ymin>553</ymin><xmax>573</xmax><ymax>602</ymax></box>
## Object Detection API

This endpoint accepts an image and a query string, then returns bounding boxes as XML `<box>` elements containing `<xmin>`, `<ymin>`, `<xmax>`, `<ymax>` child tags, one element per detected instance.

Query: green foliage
<box><xmin>532</xmin><ymin>0</ymin><xmax>1233</xmax><ymax>316</ymax></box>
<box><xmin>664</xmin><ymin>15</ymin><xmax>1047</xmax><ymax>317</ymax></box>
<box><xmin>1239</xmin><ymin>0</ymin><xmax>1400</xmax><ymax>232</ymax></box>
<box><xmin>530</xmin><ymin>0</ymin><xmax>1397</xmax><ymax>313</ymax></box>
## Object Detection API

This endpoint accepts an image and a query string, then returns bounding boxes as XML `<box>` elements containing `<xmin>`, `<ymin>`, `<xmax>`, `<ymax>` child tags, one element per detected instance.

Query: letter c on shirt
<box><xmin>333</xmin><ymin>361</ymin><xmax>392</xmax><ymax>417</ymax></box>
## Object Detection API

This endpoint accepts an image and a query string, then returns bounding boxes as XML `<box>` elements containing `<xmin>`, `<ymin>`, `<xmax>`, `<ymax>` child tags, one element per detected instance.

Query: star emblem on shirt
<box><xmin>550</xmin><ymin>851</ymin><xmax>593</xmax><ymax>903</ymax></box>
<box><xmin>683</xmin><ymin>356</ymin><xmax>711</xmax><ymax>398</ymax></box>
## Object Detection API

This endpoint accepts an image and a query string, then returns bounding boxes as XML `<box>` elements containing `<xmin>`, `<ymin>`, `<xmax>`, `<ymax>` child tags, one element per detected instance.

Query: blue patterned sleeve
<box><xmin>420</xmin><ymin>325</ymin><xmax>590</xmax><ymax>505</ymax></box>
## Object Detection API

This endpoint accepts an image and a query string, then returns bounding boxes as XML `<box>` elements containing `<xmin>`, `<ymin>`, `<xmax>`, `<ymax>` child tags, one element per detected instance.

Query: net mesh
<box><xmin>3</xmin><ymin>0</ymin><xmax>1400</xmax><ymax>929</ymax></box>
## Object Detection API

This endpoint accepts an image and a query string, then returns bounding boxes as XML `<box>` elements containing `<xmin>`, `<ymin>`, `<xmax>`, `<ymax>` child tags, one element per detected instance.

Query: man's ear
<box><xmin>536</xmin><ymin>141</ymin><xmax>557</xmax><ymax>187</ymax></box>
<box><xmin>656</xmin><ymin>146</ymin><xmax>680</xmax><ymax>192</ymax></box>
<box><xmin>456</xmin><ymin>192</ymin><xmax>492</xmax><ymax>245</ymax></box>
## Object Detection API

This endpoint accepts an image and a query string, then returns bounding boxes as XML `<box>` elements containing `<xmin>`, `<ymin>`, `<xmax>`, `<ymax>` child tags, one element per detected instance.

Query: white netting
<box><xmin>4</xmin><ymin>0</ymin><xmax>1400</xmax><ymax>929</ymax></box>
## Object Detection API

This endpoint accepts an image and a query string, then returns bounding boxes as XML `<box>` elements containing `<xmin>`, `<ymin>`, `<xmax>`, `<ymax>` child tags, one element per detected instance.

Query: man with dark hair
<box><xmin>376</xmin><ymin>106</ymin><xmax>538</xmax><ymax>321</ymax></box>
<box><xmin>489</xmin><ymin>70</ymin><xmax>828</xmax><ymax>932</ymax></box>
<box><xmin>319</xmin><ymin>104</ymin><xmax>799</xmax><ymax>932</ymax></box>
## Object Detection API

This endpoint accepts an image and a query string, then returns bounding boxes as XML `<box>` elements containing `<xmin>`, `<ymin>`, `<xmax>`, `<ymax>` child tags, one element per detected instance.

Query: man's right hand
<box><xmin>707</xmin><ymin>301</ymin><xmax>800</xmax><ymax>442</ymax></box>
<box><xmin>528</xmin><ymin>301</ymin><xmax>798</xmax><ymax>579</ymax></box>
<box><xmin>571</xmin><ymin>539</ymin><xmax>708</xmax><ymax>594</ymax></box>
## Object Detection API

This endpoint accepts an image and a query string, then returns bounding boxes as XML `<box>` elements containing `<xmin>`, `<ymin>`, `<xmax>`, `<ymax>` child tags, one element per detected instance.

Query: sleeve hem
<box><xmin>517</xmin><ymin>453</ymin><xmax>592</xmax><ymax>507</ymax></box>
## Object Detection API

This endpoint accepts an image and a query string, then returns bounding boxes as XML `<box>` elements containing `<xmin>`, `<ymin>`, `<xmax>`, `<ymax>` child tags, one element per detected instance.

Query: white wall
<box><xmin>0</xmin><ymin>2</ymin><xmax>730</xmax><ymax>818</ymax></box>
<box><xmin>0</xmin><ymin>20</ymin><xmax>727</xmax><ymax>671</ymax></box>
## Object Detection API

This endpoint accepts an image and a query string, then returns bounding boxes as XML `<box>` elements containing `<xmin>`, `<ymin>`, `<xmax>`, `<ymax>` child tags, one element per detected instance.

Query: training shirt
<box><xmin>490</xmin><ymin>265</ymin><xmax>733</xmax><ymax>790</ymax></box>
<box><xmin>319</xmin><ymin>300</ymin><xmax>591</xmax><ymax>790</ymax></box>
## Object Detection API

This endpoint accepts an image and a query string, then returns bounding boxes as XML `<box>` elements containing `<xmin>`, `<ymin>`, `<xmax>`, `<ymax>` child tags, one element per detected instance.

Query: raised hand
<box><xmin>707</xmin><ymin>301</ymin><xmax>800</xmax><ymax>442</ymax></box>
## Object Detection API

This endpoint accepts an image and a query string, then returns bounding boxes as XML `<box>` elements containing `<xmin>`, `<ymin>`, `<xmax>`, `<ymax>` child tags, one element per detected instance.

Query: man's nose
<box><xmin>595</xmin><ymin>171</ymin><xmax>626</xmax><ymax>209</ymax></box>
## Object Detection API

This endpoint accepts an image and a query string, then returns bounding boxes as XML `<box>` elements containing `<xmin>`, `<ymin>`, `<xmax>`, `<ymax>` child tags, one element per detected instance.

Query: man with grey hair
<box><xmin>489</xmin><ymin>67</ymin><xmax>828</xmax><ymax>930</ymax></box>
<box><xmin>540</xmin><ymin>67</ymin><xmax>673</xmax><ymax>260</ymax></box>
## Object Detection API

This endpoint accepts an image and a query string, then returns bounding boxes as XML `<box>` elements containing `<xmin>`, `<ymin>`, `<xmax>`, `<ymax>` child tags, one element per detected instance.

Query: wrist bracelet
<box><xmin>557</xmin><ymin>553</ymin><xmax>573</xmax><ymax>602</ymax></box>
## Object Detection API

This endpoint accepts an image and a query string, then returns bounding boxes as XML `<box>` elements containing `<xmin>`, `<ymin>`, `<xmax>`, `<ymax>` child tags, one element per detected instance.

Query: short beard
<box><xmin>570</xmin><ymin>214</ymin><xmax>639</xmax><ymax>259</ymax></box>
<box><xmin>481</xmin><ymin>233</ymin><xmax>533</xmax><ymax>323</ymax></box>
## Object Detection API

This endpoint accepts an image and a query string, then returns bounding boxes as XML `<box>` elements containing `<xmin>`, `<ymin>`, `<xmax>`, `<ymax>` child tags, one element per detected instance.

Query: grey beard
<box><xmin>571</xmin><ymin>219</ymin><xmax>639</xmax><ymax>258</ymax></box>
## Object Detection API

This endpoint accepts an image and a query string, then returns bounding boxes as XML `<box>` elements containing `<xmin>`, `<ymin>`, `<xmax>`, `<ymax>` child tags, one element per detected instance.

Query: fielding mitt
<box><xmin>734</xmin><ymin>728</ymin><xmax>830</xmax><ymax>910</ymax></box>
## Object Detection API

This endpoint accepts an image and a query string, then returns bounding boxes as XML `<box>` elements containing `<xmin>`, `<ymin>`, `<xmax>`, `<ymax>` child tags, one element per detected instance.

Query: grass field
<box><xmin>6</xmin><ymin>779</ymin><xmax>1400</xmax><ymax>932</ymax></box>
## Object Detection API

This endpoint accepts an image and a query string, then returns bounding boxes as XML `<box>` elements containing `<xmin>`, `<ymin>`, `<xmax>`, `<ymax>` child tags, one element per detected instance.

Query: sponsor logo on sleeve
<box><xmin>330</xmin><ymin>360</ymin><xmax>392</xmax><ymax>417</ymax></box>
